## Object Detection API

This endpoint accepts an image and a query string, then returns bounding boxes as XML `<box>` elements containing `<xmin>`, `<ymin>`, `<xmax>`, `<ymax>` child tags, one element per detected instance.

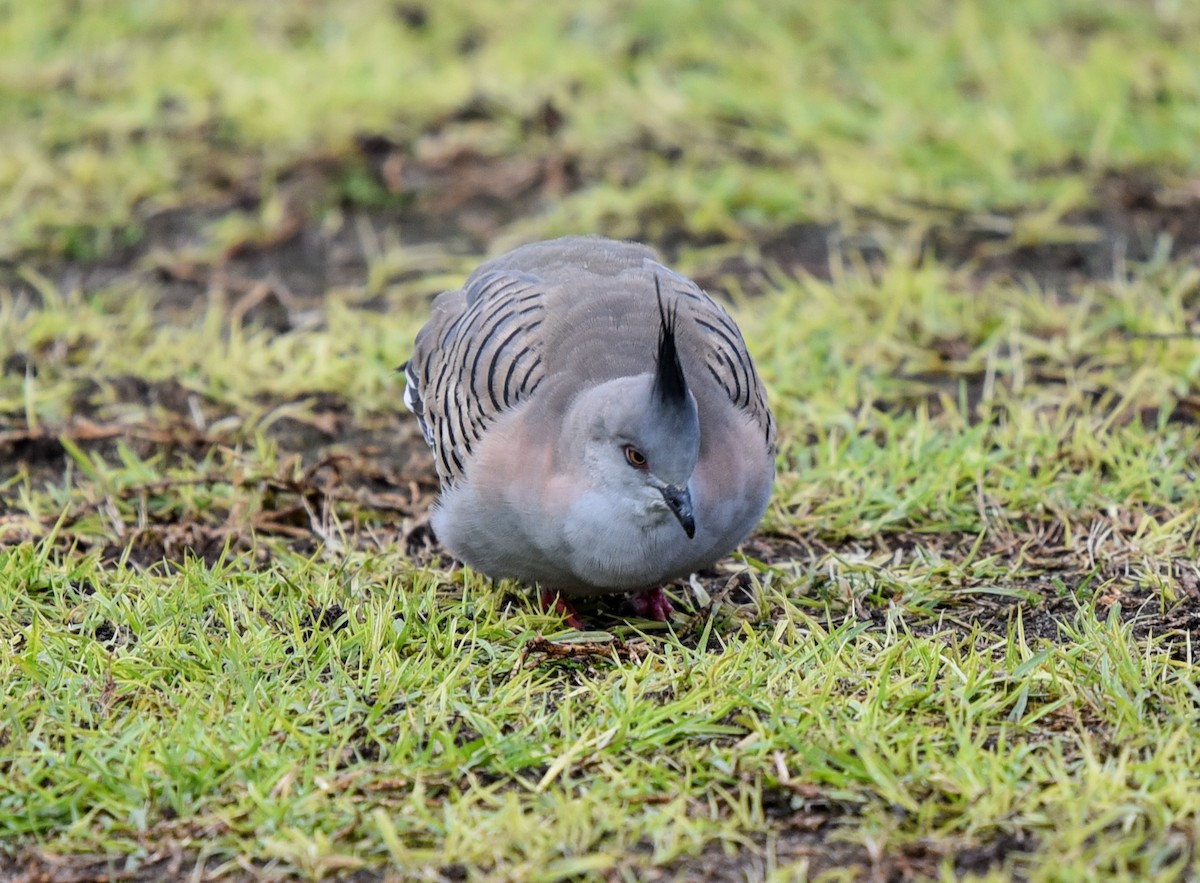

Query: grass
<box><xmin>3</xmin><ymin>543</ymin><xmax>1198</xmax><ymax>877</ymax></box>
<box><xmin>4</xmin><ymin>544</ymin><xmax>1199</xmax><ymax>880</ymax></box>
<box><xmin>4</xmin><ymin>0</ymin><xmax>1200</xmax><ymax>880</ymax></box>
<box><xmin>5</xmin><ymin>255</ymin><xmax>1200</xmax><ymax>880</ymax></box>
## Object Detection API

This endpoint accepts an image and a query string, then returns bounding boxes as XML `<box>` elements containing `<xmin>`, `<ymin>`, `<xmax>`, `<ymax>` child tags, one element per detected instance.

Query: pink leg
<box><xmin>630</xmin><ymin>587</ymin><xmax>674</xmax><ymax>621</ymax></box>
<box><xmin>539</xmin><ymin>588</ymin><xmax>585</xmax><ymax>629</ymax></box>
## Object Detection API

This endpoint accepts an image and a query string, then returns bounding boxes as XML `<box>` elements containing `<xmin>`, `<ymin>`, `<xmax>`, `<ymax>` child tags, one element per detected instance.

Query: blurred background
<box><xmin>3</xmin><ymin>0</ymin><xmax>1199</xmax><ymax>289</ymax></box>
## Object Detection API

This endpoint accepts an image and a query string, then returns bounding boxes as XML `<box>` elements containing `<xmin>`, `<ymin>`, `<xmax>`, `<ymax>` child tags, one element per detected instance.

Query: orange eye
<box><xmin>624</xmin><ymin>445</ymin><xmax>648</xmax><ymax>469</ymax></box>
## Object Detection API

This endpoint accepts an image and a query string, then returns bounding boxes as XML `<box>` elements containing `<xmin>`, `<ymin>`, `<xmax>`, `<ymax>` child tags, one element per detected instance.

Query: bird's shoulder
<box><xmin>405</xmin><ymin>266</ymin><xmax>549</xmax><ymax>485</ymax></box>
<box><xmin>657</xmin><ymin>270</ymin><xmax>777</xmax><ymax>455</ymax></box>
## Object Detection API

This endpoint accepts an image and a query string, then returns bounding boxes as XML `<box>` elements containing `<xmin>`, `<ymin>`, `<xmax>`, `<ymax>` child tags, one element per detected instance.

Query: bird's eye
<box><xmin>624</xmin><ymin>445</ymin><xmax>648</xmax><ymax>469</ymax></box>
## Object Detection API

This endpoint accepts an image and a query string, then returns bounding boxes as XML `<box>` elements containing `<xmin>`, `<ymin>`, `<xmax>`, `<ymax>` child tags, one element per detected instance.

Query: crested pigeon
<box><xmin>404</xmin><ymin>236</ymin><xmax>776</xmax><ymax>624</ymax></box>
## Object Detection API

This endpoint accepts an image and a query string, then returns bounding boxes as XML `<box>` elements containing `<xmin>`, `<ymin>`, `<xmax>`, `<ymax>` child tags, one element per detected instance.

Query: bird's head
<box><xmin>566</xmin><ymin>280</ymin><xmax>700</xmax><ymax>538</ymax></box>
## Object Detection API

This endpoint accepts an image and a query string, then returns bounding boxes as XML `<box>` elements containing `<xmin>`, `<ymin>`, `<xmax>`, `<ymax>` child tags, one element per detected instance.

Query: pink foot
<box><xmin>539</xmin><ymin>589</ymin><xmax>585</xmax><ymax>629</ymax></box>
<box><xmin>630</xmin><ymin>587</ymin><xmax>674</xmax><ymax>621</ymax></box>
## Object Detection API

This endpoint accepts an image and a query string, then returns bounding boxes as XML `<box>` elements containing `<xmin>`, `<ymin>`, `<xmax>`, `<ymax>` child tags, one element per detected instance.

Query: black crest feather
<box><xmin>653</xmin><ymin>276</ymin><xmax>689</xmax><ymax>408</ymax></box>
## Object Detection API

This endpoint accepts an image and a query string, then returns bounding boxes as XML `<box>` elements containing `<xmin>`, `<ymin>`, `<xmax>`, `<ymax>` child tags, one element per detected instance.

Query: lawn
<box><xmin>3</xmin><ymin>1</ymin><xmax>1200</xmax><ymax>880</ymax></box>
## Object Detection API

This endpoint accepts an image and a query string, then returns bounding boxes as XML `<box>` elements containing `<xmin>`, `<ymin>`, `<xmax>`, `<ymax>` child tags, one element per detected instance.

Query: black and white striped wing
<box><xmin>659</xmin><ymin>272</ymin><xmax>777</xmax><ymax>455</ymax></box>
<box><xmin>694</xmin><ymin>301</ymin><xmax>775</xmax><ymax>452</ymax></box>
<box><xmin>404</xmin><ymin>269</ymin><xmax>546</xmax><ymax>486</ymax></box>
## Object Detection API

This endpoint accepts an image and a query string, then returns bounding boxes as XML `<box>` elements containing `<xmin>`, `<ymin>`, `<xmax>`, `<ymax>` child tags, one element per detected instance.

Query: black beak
<box><xmin>661</xmin><ymin>484</ymin><xmax>695</xmax><ymax>539</ymax></box>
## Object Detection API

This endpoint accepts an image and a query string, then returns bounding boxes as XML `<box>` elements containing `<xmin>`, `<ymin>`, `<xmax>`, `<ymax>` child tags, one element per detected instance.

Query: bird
<box><xmin>403</xmin><ymin>236</ymin><xmax>776</xmax><ymax>626</ymax></box>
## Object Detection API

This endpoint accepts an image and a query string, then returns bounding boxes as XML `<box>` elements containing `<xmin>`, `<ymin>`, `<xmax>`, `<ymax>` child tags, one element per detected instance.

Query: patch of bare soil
<box><xmin>963</xmin><ymin>172</ymin><xmax>1200</xmax><ymax>289</ymax></box>
<box><xmin>641</xmin><ymin>822</ymin><xmax>1037</xmax><ymax>882</ymax></box>
<box><xmin>141</xmin><ymin>143</ymin><xmax>577</xmax><ymax>317</ymax></box>
<box><xmin>1</xmin><ymin>131</ymin><xmax>579</xmax><ymax>321</ymax></box>
<box><xmin>695</xmin><ymin>171</ymin><xmax>1200</xmax><ymax>297</ymax></box>
<box><xmin>0</xmin><ymin>849</ymin><xmax>388</xmax><ymax>883</ymax></box>
<box><xmin>0</xmin><ymin>382</ymin><xmax>438</xmax><ymax>568</ymax></box>
<box><xmin>0</xmin><ymin>823</ymin><xmax>1038</xmax><ymax>883</ymax></box>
